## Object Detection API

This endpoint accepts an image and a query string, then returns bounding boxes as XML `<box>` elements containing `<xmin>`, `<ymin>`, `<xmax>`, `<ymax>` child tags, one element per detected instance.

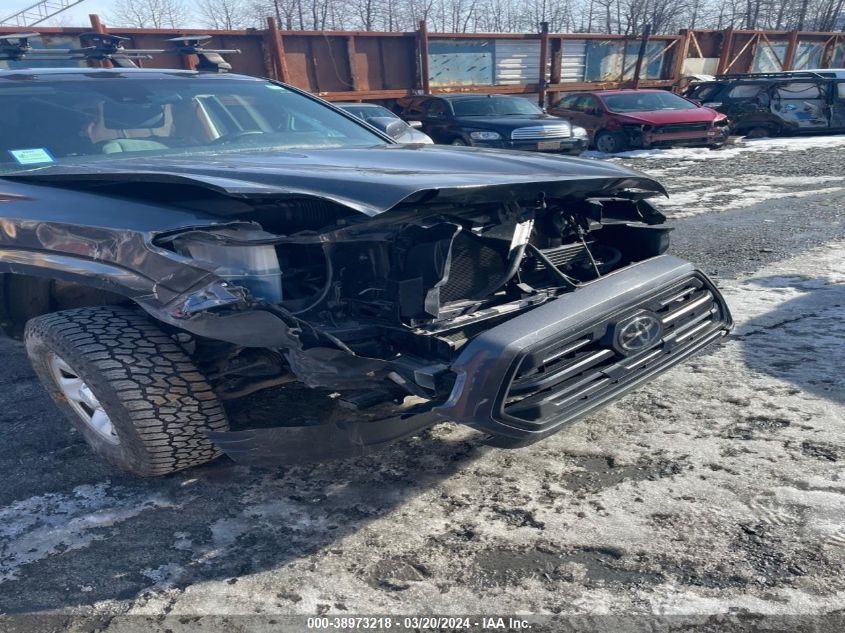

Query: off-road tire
<box><xmin>25</xmin><ymin>305</ymin><xmax>229</xmax><ymax>477</ymax></box>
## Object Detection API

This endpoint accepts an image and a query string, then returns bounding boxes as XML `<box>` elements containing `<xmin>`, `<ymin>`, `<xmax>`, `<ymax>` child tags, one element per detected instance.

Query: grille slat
<box><xmin>672</xmin><ymin>317</ymin><xmax>717</xmax><ymax>344</ymax></box>
<box><xmin>664</xmin><ymin>307</ymin><xmax>717</xmax><ymax>341</ymax></box>
<box><xmin>510</xmin><ymin>348</ymin><xmax>614</xmax><ymax>395</ymax></box>
<box><xmin>501</xmin><ymin>275</ymin><xmax>729</xmax><ymax>426</ymax></box>
<box><xmin>511</xmin><ymin>124</ymin><xmax>571</xmax><ymax>140</ymax></box>
<box><xmin>661</xmin><ymin>290</ymin><xmax>713</xmax><ymax>324</ymax></box>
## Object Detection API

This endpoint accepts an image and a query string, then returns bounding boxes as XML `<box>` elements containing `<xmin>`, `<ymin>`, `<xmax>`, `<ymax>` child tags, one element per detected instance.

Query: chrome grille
<box><xmin>501</xmin><ymin>275</ymin><xmax>728</xmax><ymax>426</ymax></box>
<box><xmin>511</xmin><ymin>124</ymin><xmax>571</xmax><ymax>140</ymax></box>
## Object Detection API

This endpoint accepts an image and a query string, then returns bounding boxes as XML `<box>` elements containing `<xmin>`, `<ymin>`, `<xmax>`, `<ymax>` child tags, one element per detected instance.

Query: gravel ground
<box><xmin>0</xmin><ymin>137</ymin><xmax>843</xmax><ymax>631</ymax></box>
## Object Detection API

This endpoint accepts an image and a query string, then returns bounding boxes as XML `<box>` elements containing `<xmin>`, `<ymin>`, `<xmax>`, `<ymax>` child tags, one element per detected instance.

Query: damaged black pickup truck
<box><xmin>0</xmin><ymin>68</ymin><xmax>732</xmax><ymax>476</ymax></box>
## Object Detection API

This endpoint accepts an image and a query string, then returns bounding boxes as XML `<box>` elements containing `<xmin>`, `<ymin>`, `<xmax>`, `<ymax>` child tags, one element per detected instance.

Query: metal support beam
<box><xmin>265</xmin><ymin>17</ymin><xmax>289</xmax><ymax>82</ymax></box>
<box><xmin>418</xmin><ymin>20</ymin><xmax>430</xmax><ymax>93</ymax></box>
<box><xmin>346</xmin><ymin>36</ymin><xmax>360</xmax><ymax>91</ymax></box>
<box><xmin>538</xmin><ymin>21</ymin><xmax>549</xmax><ymax>108</ymax></box>
<box><xmin>783</xmin><ymin>30</ymin><xmax>799</xmax><ymax>70</ymax></box>
<box><xmin>670</xmin><ymin>29</ymin><xmax>691</xmax><ymax>85</ymax></box>
<box><xmin>716</xmin><ymin>27</ymin><xmax>735</xmax><ymax>75</ymax></box>
<box><xmin>632</xmin><ymin>23</ymin><xmax>652</xmax><ymax>88</ymax></box>
<box><xmin>87</xmin><ymin>13</ymin><xmax>108</xmax><ymax>68</ymax></box>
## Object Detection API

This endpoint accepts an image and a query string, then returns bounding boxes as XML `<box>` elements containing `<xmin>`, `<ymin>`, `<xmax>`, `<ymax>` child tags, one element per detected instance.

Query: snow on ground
<box><xmin>0</xmin><ymin>483</ymin><xmax>175</xmax><ymax>582</ymax></box>
<box><xmin>583</xmin><ymin>133</ymin><xmax>845</xmax><ymax>161</ymax></box>
<box><xmin>656</xmin><ymin>176</ymin><xmax>845</xmax><ymax>219</ymax></box>
<box><xmin>111</xmin><ymin>241</ymin><xmax>844</xmax><ymax>618</ymax></box>
<box><xmin>580</xmin><ymin>133</ymin><xmax>845</xmax><ymax>220</ymax></box>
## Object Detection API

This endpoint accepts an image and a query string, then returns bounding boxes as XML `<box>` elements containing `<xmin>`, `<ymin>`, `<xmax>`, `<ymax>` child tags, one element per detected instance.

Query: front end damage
<box><xmin>130</xmin><ymin>173</ymin><xmax>732</xmax><ymax>465</ymax></box>
<box><xmin>615</xmin><ymin>121</ymin><xmax>730</xmax><ymax>149</ymax></box>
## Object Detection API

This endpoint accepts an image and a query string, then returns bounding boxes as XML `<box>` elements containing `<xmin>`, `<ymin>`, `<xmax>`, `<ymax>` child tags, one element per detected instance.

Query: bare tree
<box><xmin>197</xmin><ymin>0</ymin><xmax>255</xmax><ymax>29</ymax></box>
<box><xmin>107</xmin><ymin>0</ymin><xmax>192</xmax><ymax>28</ymax></box>
<box><xmin>99</xmin><ymin>0</ymin><xmax>845</xmax><ymax>34</ymax></box>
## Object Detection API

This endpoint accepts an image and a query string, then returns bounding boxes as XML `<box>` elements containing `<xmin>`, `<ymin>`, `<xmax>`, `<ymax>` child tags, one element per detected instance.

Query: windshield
<box><xmin>688</xmin><ymin>84</ymin><xmax>723</xmax><ymax>100</ymax></box>
<box><xmin>0</xmin><ymin>76</ymin><xmax>386</xmax><ymax>172</ymax></box>
<box><xmin>602</xmin><ymin>92</ymin><xmax>699</xmax><ymax>113</ymax></box>
<box><xmin>451</xmin><ymin>96</ymin><xmax>543</xmax><ymax>117</ymax></box>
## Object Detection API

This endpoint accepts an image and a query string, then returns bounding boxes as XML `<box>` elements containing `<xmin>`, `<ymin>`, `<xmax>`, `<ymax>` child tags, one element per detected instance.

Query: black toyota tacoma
<box><xmin>0</xmin><ymin>67</ymin><xmax>732</xmax><ymax>476</ymax></box>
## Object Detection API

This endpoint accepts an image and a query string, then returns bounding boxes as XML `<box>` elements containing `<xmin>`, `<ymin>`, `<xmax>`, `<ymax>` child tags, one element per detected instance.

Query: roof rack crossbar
<box><xmin>715</xmin><ymin>71</ymin><xmax>827</xmax><ymax>80</ymax></box>
<box><xmin>0</xmin><ymin>32</ymin><xmax>241</xmax><ymax>72</ymax></box>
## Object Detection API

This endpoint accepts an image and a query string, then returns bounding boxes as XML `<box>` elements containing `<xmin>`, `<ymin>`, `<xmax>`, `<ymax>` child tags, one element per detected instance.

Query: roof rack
<box><xmin>0</xmin><ymin>32</ymin><xmax>241</xmax><ymax>72</ymax></box>
<box><xmin>715</xmin><ymin>71</ymin><xmax>827</xmax><ymax>80</ymax></box>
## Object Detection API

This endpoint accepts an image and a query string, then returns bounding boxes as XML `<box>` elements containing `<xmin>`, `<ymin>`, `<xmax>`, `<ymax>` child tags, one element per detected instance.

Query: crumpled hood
<box><xmin>6</xmin><ymin>144</ymin><xmax>666</xmax><ymax>217</ymax></box>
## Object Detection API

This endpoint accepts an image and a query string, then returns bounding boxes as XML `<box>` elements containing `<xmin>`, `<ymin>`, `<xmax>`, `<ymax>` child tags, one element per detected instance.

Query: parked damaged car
<box><xmin>0</xmin><ymin>68</ymin><xmax>732</xmax><ymax>476</ymax></box>
<box><xmin>395</xmin><ymin>94</ymin><xmax>588</xmax><ymax>154</ymax></box>
<box><xmin>548</xmin><ymin>89</ymin><xmax>730</xmax><ymax>153</ymax></box>
<box><xmin>686</xmin><ymin>72</ymin><xmax>845</xmax><ymax>137</ymax></box>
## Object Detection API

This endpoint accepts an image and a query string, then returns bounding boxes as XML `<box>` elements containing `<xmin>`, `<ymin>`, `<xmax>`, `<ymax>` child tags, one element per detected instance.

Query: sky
<box><xmin>3</xmin><ymin>0</ymin><xmax>117</xmax><ymax>28</ymax></box>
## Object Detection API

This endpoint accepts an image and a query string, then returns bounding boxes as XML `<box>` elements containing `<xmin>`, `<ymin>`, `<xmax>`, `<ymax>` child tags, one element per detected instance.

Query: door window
<box><xmin>556</xmin><ymin>94</ymin><xmax>581</xmax><ymax>110</ymax></box>
<box><xmin>775</xmin><ymin>82</ymin><xmax>821</xmax><ymax>100</ymax></box>
<box><xmin>576</xmin><ymin>95</ymin><xmax>601</xmax><ymax>116</ymax></box>
<box><xmin>426</xmin><ymin>100</ymin><xmax>449</xmax><ymax>120</ymax></box>
<box><xmin>728</xmin><ymin>84</ymin><xmax>765</xmax><ymax>99</ymax></box>
<box><xmin>689</xmin><ymin>84</ymin><xmax>722</xmax><ymax>100</ymax></box>
<box><xmin>773</xmin><ymin>81</ymin><xmax>827</xmax><ymax>128</ymax></box>
<box><xmin>401</xmin><ymin>98</ymin><xmax>429</xmax><ymax>117</ymax></box>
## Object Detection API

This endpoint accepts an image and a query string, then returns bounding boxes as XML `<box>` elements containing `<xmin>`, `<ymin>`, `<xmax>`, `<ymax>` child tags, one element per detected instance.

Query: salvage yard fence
<box><xmin>3</xmin><ymin>16</ymin><xmax>845</xmax><ymax>106</ymax></box>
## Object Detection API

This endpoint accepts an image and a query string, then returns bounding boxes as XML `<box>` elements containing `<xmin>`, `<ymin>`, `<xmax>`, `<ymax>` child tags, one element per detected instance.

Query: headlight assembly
<box><xmin>469</xmin><ymin>131</ymin><xmax>501</xmax><ymax>141</ymax></box>
<box><xmin>571</xmin><ymin>125</ymin><xmax>589</xmax><ymax>138</ymax></box>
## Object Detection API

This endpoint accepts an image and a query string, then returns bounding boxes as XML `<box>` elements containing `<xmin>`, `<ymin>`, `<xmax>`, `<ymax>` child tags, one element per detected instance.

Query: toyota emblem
<box><xmin>613</xmin><ymin>312</ymin><xmax>663</xmax><ymax>354</ymax></box>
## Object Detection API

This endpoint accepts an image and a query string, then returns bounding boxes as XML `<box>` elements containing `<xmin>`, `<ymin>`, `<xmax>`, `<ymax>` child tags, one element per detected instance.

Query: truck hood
<box><xmin>5</xmin><ymin>144</ymin><xmax>665</xmax><ymax>217</ymax></box>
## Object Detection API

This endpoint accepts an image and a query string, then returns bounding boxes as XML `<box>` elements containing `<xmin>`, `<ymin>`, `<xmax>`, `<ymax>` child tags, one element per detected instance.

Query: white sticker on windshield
<box><xmin>9</xmin><ymin>148</ymin><xmax>55</xmax><ymax>166</ymax></box>
<box><xmin>265</xmin><ymin>84</ymin><xmax>286</xmax><ymax>91</ymax></box>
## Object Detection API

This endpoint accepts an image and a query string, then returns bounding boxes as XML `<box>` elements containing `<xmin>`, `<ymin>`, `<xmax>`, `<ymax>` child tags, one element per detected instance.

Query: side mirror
<box><xmin>407</xmin><ymin>120</ymin><xmax>423</xmax><ymax>129</ymax></box>
<box><xmin>366</xmin><ymin>117</ymin><xmax>409</xmax><ymax>139</ymax></box>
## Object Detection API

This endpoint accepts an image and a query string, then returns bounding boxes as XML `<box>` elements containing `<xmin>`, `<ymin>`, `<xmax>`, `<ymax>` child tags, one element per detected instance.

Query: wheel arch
<box><xmin>0</xmin><ymin>266</ymin><xmax>135</xmax><ymax>338</ymax></box>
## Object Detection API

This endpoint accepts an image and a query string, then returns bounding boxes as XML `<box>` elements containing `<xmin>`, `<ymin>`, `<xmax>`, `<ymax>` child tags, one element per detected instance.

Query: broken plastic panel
<box><xmin>175</xmin><ymin>230</ymin><xmax>283</xmax><ymax>304</ymax></box>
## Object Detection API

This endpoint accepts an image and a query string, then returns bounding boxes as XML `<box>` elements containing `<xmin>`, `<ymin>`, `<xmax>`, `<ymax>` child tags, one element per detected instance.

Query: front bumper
<box><xmin>208</xmin><ymin>255</ymin><xmax>731</xmax><ymax>465</ymax></box>
<box><xmin>434</xmin><ymin>255</ymin><xmax>732</xmax><ymax>446</ymax></box>
<box><xmin>643</xmin><ymin>126</ymin><xmax>729</xmax><ymax>147</ymax></box>
<box><xmin>472</xmin><ymin>137</ymin><xmax>586</xmax><ymax>153</ymax></box>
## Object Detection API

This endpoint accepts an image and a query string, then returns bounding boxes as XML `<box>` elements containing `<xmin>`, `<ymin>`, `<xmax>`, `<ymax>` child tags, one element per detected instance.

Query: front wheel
<box><xmin>594</xmin><ymin>131</ymin><xmax>627</xmax><ymax>154</ymax></box>
<box><xmin>25</xmin><ymin>306</ymin><xmax>229</xmax><ymax>476</ymax></box>
<box><xmin>744</xmin><ymin>126</ymin><xmax>776</xmax><ymax>139</ymax></box>
<box><xmin>450</xmin><ymin>138</ymin><xmax>468</xmax><ymax>146</ymax></box>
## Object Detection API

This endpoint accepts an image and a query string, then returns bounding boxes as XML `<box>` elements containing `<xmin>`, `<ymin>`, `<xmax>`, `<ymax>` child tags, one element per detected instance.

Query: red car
<box><xmin>548</xmin><ymin>89</ymin><xmax>730</xmax><ymax>153</ymax></box>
